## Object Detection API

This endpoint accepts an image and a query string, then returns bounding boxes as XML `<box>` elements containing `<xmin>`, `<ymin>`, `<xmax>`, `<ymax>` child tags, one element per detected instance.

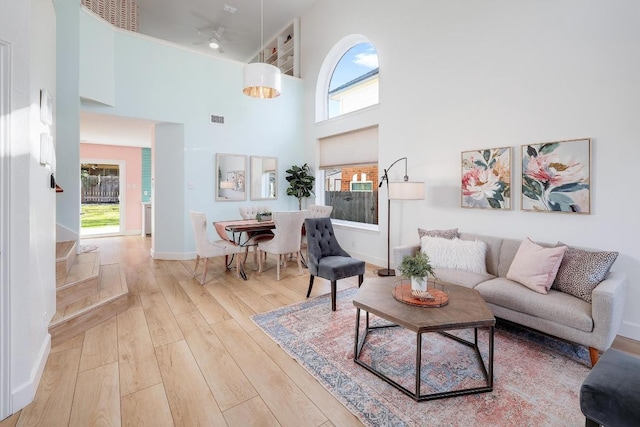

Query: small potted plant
<box><xmin>397</xmin><ymin>251</ymin><xmax>435</xmax><ymax>292</ymax></box>
<box><xmin>256</xmin><ymin>211</ymin><xmax>272</xmax><ymax>222</ymax></box>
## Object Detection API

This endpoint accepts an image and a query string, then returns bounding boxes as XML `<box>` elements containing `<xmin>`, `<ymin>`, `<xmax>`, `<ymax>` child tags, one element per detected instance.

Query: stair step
<box><xmin>56</xmin><ymin>240</ymin><xmax>77</xmax><ymax>281</ymax></box>
<box><xmin>49</xmin><ymin>262</ymin><xmax>129</xmax><ymax>347</ymax></box>
<box><xmin>56</xmin><ymin>252</ymin><xmax>101</xmax><ymax>310</ymax></box>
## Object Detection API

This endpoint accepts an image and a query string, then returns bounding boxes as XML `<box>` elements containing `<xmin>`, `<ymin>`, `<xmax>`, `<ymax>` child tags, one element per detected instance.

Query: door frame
<box><xmin>80</xmin><ymin>158</ymin><xmax>126</xmax><ymax>236</ymax></box>
<box><xmin>1</xmin><ymin>40</ymin><xmax>12</xmax><ymax>419</ymax></box>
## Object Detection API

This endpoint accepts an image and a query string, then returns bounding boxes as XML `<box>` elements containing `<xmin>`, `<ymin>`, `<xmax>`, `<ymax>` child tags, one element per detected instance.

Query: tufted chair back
<box><xmin>304</xmin><ymin>217</ymin><xmax>365</xmax><ymax>310</ymax></box>
<box><xmin>307</xmin><ymin>204</ymin><xmax>333</xmax><ymax>218</ymax></box>
<box><xmin>239</xmin><ymin>206</ymin><xmax>269</xmax><ymax>220</ymax></box>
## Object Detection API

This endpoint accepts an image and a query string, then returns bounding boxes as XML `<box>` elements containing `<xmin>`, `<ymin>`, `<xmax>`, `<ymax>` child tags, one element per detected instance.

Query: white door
<box><xmin>0</xmin><ymin>40</ymin><xmax>12</xmax><ymax>420</ymax></box>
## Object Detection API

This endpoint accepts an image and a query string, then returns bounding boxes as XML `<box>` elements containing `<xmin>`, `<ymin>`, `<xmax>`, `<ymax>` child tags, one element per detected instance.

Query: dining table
<box><xmin>213</xmin><ymin>219</ymin><xmax>276</xmax><ymax>279</ymax></box>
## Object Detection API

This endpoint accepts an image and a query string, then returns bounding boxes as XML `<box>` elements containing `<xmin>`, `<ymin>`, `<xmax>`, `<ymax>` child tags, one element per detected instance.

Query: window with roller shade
<box><xmin>318</xmin><ymin>126</ymin><xmax>379</xmax><ymax>225</ymax></box>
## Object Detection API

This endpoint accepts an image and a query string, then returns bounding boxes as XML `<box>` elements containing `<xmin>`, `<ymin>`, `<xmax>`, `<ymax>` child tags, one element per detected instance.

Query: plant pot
<box><xmin>411</xmin><ymin>277</ymin><xmax>427</xmax><ymax>292</ymax></box>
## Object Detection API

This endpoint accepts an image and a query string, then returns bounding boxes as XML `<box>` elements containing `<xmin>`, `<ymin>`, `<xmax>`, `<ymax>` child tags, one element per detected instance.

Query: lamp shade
<box><xmin>388</xmin><ymin>181</ymin><xmax>424</xmax><ymax>200</ymax></box>
<box><xmin>242</xmin><ymin>63</ymin><xmax>282</xmax><ymax>99</ymax></box>
<box><xmin>219</xmin><ymin>181</ymin><xmax>235</xmax><ymax>189</ymax></box>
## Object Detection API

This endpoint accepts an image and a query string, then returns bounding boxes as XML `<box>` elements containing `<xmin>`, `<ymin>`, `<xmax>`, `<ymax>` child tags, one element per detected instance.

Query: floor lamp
<box><xmin>378</xmin><ymin>157</ymin><xmax>425</xmax><ymax>277</ymax></box>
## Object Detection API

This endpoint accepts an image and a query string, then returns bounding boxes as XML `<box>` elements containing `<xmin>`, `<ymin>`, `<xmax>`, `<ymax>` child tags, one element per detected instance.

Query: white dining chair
<box><xmin>239</xmin><ymin>206</ymin><xmax>269</xmax><ymax>220</ymax></box>
<box><xmin>189</xmin><ymin>211</ymin><xmax>245</xmax><ymax>283</ymax></box>
<box><xmin>257</xmin><ymin>211</ymin><xmax>307</xmax><ymax>280</ymax></box>
<box><xmin>307</xmin><ymin>204</ymin><xmax>333</xmax><ymax>218</ymax></box>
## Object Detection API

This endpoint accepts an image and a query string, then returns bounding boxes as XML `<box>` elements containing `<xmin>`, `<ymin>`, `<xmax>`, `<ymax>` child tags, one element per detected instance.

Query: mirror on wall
<box><xmin>250</xmin><ymin>156</ymin><xmax>278</xmax><ymax>200</ymax></box>
<box><xmin>216</xmin><ymin>153</ymin><xmax>247</xmax><ymax>201</ymax></box>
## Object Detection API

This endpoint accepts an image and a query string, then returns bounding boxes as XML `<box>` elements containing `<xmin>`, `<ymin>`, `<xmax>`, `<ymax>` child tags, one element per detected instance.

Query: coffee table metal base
<box><xmin>353</xmin><ymin>308</ymin><xmax>494</xmax><ymax>401</ymax></box>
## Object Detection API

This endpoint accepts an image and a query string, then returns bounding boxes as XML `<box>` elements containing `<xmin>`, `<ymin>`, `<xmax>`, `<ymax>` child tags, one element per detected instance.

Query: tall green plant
<box><xmin>285</xmin><ymin>163</ymin><xmax>315</xmax><ymax>210</ymax></box>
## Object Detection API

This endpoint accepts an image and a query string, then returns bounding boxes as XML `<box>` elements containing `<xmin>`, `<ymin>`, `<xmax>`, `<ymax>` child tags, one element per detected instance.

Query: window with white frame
<box><xmin>328</xmin><ymin>43</ymin><xmax>379</xmax><ymax>119</ymax></box>
<box><xmin>318</xmin><ymin>126</ymin><xmax>379</xmax><ymax>225</ymax></box>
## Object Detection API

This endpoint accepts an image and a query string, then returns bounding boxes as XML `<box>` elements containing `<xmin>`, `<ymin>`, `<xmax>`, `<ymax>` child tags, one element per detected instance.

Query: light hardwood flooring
<box><xmin>2</xmin><ymin>235</ymin><xmax>368</xmax><ymax>427</ymax></box>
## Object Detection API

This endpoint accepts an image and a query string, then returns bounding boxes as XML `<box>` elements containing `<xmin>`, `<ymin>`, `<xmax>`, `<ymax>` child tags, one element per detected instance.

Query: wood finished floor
<box><xmin>3</xmin><ymin>235</ymin><xmax>369</xmax><ymax>427</ymax></box>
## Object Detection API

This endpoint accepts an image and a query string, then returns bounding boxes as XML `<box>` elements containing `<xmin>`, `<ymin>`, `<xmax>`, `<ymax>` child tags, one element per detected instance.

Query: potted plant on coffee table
<box><xmin>397</xmin><ymin>251</ymin><xmax>435</xmax><ymax>292</ymax></box>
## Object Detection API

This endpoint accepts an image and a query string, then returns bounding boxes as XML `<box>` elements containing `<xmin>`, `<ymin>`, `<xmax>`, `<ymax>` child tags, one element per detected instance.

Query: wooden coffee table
<box><xmin>353</xmin><ymin>277</ymin><xmax>495</xmax><ymax>401</ymax></box>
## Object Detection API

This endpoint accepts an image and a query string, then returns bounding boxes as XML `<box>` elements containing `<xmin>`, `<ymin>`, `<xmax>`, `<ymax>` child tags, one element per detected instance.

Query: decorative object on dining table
<box><xmin>256</xmin><ymin>211</ymin><xmax>272</xmax><ymax>222</ymax></box>
<box><xmin>397</xmin><ymin>250</ymin><xmax>435</xmax><ymax>292</ymax></box>
<box><xmin>377</xmin><ymin>157</ymin><xmax>425</xmax><ymax>277</ymax></box>
<box><xmin>521</xmin><ymin>138</ymin><xmax>591</xmax><ymax>214</ymax></box>
<box><xmin>285</xmin><ymin>163</ymin><xmax>315</xmax><ymax>210</ymax></box>
<box><xmin>461</xmin><ymin>146</ymin><xmax>511</xmax><ymax>210</ymax></box>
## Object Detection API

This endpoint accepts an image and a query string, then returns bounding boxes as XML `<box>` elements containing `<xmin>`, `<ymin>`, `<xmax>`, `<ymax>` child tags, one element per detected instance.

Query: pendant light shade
<box><xmin>242</xmin><ymin>0</ymin><xmax>282</xmax><ymax>98</ymax></box>
<box><xmin>243</xmin><ymin>62</ymin><xmax>281</xmax><ymax>98</ymax></box>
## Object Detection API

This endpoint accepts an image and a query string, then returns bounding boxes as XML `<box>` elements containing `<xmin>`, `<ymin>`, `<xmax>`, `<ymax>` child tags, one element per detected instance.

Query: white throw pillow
<box><xmin>420</xmin><ymin>236</ymin><xmax>488</xmax><ymax>274</ymax></box>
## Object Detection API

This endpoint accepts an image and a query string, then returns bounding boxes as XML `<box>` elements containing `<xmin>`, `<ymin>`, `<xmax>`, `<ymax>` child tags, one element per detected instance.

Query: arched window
<box><xmin>315</xmin><ymin>35</ymin><xmax>379</xmax><ymax>122</ymax></box>
<box><xmin>328</xmin><ymin>43</ymin><xmax>379</xmax><ymax>119</ymax></box>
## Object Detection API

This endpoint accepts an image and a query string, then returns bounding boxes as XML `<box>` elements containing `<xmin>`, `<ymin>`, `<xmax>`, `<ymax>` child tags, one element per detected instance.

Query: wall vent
<box><xmin>210</xmin><ymin>115</ymin><xmax>225</xmax><ymax>124</ymax></box>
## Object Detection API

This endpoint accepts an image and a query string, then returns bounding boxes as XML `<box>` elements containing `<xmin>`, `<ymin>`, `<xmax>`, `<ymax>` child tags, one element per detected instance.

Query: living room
<box><xmin>2</xmin><ymin>0</ymin><xmax>640</xmax><ymax>424</ymax></box>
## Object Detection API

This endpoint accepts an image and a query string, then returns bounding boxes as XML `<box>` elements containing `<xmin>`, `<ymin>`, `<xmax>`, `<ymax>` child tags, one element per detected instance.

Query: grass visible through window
<box><xmin>81</xmin><ymin>204</ymin><xmax>119</xmax><ymax>228</ymax></box>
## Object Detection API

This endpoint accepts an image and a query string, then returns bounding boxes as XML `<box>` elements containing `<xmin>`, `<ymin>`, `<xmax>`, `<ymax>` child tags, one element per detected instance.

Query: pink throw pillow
<box><xmin>506</xmin><ymin>238</ymin><xmax>567</xmax><ymax>294</ymax></box>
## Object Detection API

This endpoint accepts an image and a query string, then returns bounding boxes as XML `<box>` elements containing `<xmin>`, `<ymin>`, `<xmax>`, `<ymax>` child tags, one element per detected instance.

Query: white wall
<box><xmin>0</xmin><ymin>0</ymin><xmax>57</xmax><ymax>415</ymax></box>
<box><xmin>57</xmin><ymin>8</ymin><xmax>305</xmax><ymax>258</ymax></box>
<box><xmin>300</xmin><ymin>0</ymin><xmax>640</xmax><ymax>339</ymax></box>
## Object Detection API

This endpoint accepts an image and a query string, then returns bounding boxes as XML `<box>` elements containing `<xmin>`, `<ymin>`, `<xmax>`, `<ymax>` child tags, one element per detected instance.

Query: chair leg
<box><xmin>331</xmin><ymin>280</ymin><xmax>337</xmax><ymax>311</ymax></box>
<box><xmin>193</xmin><ymin>255</ymin><xmax>200</xmax><ymax>277</ymax></box>
<box><xmin>258</xmin><ymin>249</ymin><xmax>263</xmax><ymax>273</ymax></box>
<box><xmin>201</xmin><ymin>258</ymin><xmax>209</xmax><ymax>285</ymax></box>
<box><xmin>358</xmin><ymin>274</ymin><xmax>364</xmax><ymax>287</ymax></box>
<box><xmin>306</xmin><ymin>275</ymin><xmax>315</xmax><ymax>298</ymax></box>
<box><xmin>295</xmin><ymin>251</ymin><xmax>303</xmax><ymax>275</ymax></box>
<box><xmin>276</xmin><ymin>254</ymin><xmax>281</xmax><ymax>280</ymax></box>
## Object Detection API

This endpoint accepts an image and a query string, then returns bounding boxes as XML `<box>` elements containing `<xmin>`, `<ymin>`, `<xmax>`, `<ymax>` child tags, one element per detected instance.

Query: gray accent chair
<box><xmin>305</xmin><ymin>217</ymin><xmax>365</xmax><ymax>311</ymax></box>
<box><xmin>580</xmin><ymin>347</ymin><xmax>640</xmax><ymax>426</ymax></box>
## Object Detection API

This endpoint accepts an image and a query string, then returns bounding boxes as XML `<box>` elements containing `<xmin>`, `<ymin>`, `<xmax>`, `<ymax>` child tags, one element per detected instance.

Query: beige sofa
<box><xmin>393</xmin><ymin>232</ymin><xmax>627</xmax><ymax>365</ymax></box>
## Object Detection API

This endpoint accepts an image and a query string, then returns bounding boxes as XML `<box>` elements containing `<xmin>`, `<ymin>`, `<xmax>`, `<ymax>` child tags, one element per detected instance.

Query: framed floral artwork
<box><xmin>461</xmin><ymin>147</ymin><xmax>511</xmax><ymax>209</ymax></box>
<box><xmin>521</xmin><ymin>138</ymin><xmax>590</xmax><ymax>214</ymax></box>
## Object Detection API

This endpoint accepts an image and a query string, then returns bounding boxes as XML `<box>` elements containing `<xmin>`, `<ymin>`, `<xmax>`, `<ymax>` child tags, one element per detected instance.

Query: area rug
<box><xmin>252</xmin><ymin>288</ymin><xmax>591</xmax><ymax>427</ymax></box>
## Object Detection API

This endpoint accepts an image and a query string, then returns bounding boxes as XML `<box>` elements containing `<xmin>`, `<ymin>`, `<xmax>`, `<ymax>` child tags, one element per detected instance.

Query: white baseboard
<box><xmin>619</xmin><ymin>320</ymin><xmax>640</xmax><ymax>341</ymax></box>
<box><xmin>56</xmin><ymin>224</ymin><xmax>78</xmax><ymax>243</ymax></box>
<box><xmin>11</xmin><ymin>334</ymin><xmax>51</xmax><ymax>413</ymax></box>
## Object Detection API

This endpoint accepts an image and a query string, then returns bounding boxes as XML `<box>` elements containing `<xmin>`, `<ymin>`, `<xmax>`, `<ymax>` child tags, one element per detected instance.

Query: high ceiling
<box><xmin>134</xmin><ymin>0</ymin><xmax>319</xmax><ymax>62</ymax></box>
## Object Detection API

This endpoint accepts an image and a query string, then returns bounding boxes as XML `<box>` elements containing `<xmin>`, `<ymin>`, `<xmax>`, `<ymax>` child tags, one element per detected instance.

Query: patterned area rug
<box><xmin>252</xmin><ymin>288</ymin><xmax>591</xmax><ymax>427</ymax></box>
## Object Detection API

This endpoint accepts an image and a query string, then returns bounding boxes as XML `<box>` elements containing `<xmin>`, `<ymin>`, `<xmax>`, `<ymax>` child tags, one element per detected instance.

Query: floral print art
<box><xmin>521</xmin><ymin>139</ymin><xmax>590</xmax><ymax>214</ymax></box>
<box><xmin>461</xmin><ymin>147</ymin><xmax>511</xmax><ymax>209</ymax></box>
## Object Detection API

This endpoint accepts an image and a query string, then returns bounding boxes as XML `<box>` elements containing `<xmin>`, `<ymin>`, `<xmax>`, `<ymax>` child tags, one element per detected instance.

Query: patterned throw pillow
<box><xmin>552</xmin><ymin>245</ymin><xmax>619</xmax><ymax>303</ymax></box>
<box><xmin>417</xmin><ymin>227</ymin><xmax>458</xmax><ymax>240</ymax></box>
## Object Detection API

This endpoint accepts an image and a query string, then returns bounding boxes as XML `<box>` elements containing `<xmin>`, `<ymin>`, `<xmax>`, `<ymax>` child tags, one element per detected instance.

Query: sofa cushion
<box><xmin>552</xmin><ymin>245</ymin><xmax>619</xmax><ymax>303</ymax></box>
<box><xmin>506</xmin><ymin>238</ymin><xmax>567</xmax><ymax>294</ymax></box>
<box><xmin>433</xmin><ymin>268</ymin><xmax>496</xmax><ymax>289</ymax></box>
<box><xmin>475</xmin><ymin>277</ymin><xmax>594</xmax><ymax>332</ymax></box>
<box><xmin>421</xmin><ymin>236</ymin><xmax>488</xmax><ymax>274</ymax></box>
<box><xmin>418</xmin><ymin>227</ymin><xmax>458</xmax><ymax>240</ymax></box>
<box><xmin>459</xmin><ymin>233</ymin><xmax>503</xmax><ymax>276</ymax></box>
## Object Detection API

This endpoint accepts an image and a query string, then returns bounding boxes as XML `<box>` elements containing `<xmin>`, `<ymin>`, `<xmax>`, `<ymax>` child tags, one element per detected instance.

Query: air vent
<box><xmin>210</xmin><ymin>115</ymin><xmax>225</xmax><ymax>124</ymax></box>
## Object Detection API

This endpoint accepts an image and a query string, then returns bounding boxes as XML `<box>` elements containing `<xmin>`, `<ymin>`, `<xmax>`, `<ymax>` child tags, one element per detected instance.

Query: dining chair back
<box><xmin>257</xmin><ymin>210</ymin><xmax>307</xmax><ymax>280</ymax></box>
<box><xmin>307</xmin><ymin>204</ymin><xmax>333</xmax><ymax>218</ymax></box>
<box><xmin>189</xmin><ymin>211</ymin><xmax>244</xmax><ymax>283</ymax></box>
<box><xmin>239</xmin><ymin>206</ymin><xmax>269</xmax><ymax>220</ymax></box>
<box><xmin>305</xmin><ymin>217</ymin><xmax>365</xmax><ymax>311</ymax></box>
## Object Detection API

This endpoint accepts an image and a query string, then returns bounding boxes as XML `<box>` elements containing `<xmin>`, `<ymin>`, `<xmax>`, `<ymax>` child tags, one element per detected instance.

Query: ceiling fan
<box><xmin>194</xmin><ymin>26</ymin><xmax>226</xmax><ymax>54</ymax></box>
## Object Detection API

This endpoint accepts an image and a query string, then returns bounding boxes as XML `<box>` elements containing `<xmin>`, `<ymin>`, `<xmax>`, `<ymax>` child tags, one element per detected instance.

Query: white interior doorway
<box><xmin>80</xmin><ymin>159</ymin><xmax>126</xmax><ymax>237</ymax></box>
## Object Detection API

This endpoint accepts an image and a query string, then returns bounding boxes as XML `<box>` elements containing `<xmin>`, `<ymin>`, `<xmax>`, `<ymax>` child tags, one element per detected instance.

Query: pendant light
<box><xmin>242</xmin><ymin>0</ymin><xmax>282</xmax><ymax>98</ymax></box>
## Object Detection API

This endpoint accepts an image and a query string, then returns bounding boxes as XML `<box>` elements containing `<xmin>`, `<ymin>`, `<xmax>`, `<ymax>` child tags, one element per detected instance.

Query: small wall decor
<box><xmin>461</xmin><ymin>147</ymin><xmax>511</xmax><ymax>209</ymax></box>
<box><xmin>40</xmin><ymin>89</ymin><xmax>53</xmax><ymax>125</ymax></box>
<box><xmin>521</xmin><ymin>138</ymin><xmax>591</xmax><ymax>214</ymax></box>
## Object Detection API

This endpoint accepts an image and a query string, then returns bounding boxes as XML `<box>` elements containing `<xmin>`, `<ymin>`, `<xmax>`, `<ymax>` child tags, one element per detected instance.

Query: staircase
<box><xmin>49</xmin><ymin>240</ymin><xmax>129</xmax><ymax>346</ymax></box>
